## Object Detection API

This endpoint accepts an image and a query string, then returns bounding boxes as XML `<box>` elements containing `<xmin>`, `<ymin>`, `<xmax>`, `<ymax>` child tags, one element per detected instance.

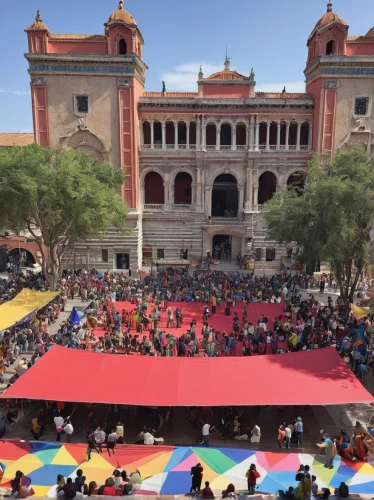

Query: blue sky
<box><xmin>1</xmin><ymin>0</ymin><xmax>373</xmax><ymax>133</ymax></box>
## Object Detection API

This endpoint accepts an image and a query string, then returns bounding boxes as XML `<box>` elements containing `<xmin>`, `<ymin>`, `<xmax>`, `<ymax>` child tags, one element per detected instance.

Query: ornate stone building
<box><xmin>23</xmin><ymin>1</ymin><xmax>374</xmax><ymax>273</ymax></box>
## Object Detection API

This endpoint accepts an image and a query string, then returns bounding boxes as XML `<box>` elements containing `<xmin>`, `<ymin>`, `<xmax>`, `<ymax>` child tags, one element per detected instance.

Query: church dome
<box><xmin>107</xmin><ymin>1</ymin><xmax>137</xmax><ymax>26</ymax></box>
<box><xmin>313</xmin><ymin>2</ymin><xmax>347</xmax><ymax>30</ymax></box>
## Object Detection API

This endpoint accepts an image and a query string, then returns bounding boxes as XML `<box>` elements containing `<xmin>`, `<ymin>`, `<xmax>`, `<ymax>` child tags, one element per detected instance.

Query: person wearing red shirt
<box><xmin>246</xmin><ymin>464</ymin><xmax>260</xmax><ymax>495</ymax></box>
<box><xmin>99</xmin><ymin>478</ymin><xmax>120</xmax><ymax>496</ymax></box>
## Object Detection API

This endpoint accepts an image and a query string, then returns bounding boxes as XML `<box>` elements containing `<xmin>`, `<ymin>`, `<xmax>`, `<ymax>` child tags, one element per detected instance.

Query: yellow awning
<box><xmin>0</xmin><ymin>289</ymin><xmax>59</xmax><ymax>331</ymax></box>
<box><xmin>351</xmin><ymin>304</ymin><xmax>371</xmax><ymax>319</ymax></box>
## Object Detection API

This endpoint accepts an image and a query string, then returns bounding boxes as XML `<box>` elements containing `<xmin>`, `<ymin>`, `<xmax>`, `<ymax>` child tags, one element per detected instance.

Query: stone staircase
<box><xmin>142</xmin><ymin>212</ymin><xmax>205</xmax><ymax>262</ymax></box>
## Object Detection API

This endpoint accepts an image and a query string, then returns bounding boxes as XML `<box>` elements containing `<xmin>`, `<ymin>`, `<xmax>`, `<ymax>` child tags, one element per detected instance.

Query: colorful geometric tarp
<box><xmin>1</xmin><ymin>441</ymin><xmax>374</xmax><ymax>496</ymax></box>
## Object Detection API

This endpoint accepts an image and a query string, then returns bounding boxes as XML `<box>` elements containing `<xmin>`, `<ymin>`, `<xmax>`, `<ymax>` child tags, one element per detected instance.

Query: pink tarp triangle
<box><xmin>270</xmin><ymin>453</ymin><xmax>301</xmax><ymax>471</ymax></box>
<box><xmin>172</xmin><ymin>452</ymin><xmax>199</xmax><ymax>472</ymax></box>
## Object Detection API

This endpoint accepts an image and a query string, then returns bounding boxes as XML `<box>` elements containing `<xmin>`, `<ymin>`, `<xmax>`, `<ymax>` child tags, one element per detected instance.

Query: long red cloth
<box><xmin>1</xmin><ymin>344</ymin><xmax>373</xmax><ymax>407</ymax></box>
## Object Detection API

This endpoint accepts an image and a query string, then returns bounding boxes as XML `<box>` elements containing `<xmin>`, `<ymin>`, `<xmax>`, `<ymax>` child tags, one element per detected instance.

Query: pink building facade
<box><xmin>24</xmin><ymin>2</ymin><xmax>374</xmax><ymax>273</ymax></box>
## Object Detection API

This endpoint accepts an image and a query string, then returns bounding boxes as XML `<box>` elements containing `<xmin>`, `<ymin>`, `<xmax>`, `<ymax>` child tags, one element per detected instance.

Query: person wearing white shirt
<box><xmin>285</xmin><ymin>425</ymin><xmax>292</xmax><ymax>449</ymax></box>
<box><xmin>54</xmin><ymin>412</ymin><xmax>65</xmax><ymax>442</ymax></box>
<box><xmin>64</xmin><ymin>419</ymin><xmax>74</xmax><ymax>443</ymax></box>
<box><xmin>202</xmin><ymin>423</ymin><xmax>210</xmax><ymax>447</ymax></box>
<box><xmin>143</xmin><ymin>429</ymin><xmax>155</xmax><ymax>445</ymax></box>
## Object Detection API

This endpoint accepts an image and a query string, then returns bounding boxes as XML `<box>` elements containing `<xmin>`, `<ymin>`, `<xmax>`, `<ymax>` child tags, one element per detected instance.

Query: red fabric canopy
<box><xmin>2</xmin><ymin>345</ymin><xmax>373</xmax><ymax>406</ymax></box>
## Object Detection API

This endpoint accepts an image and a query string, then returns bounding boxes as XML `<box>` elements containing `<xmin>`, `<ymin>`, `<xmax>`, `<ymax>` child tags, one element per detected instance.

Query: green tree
<box><xmin>264</xmin><ymin>146</ymin><xmax>374</xmax><ymax>302</ymax></box>
<box><xmin>0</xmin><ymin>144</ymin><xmax>127</xmax><ymax>290</ymax></box>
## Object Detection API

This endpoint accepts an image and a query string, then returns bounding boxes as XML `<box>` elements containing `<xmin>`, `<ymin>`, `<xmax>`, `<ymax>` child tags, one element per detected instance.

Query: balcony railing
<box><xmin>141</xmin><ymin>144</ymin><xmax>311</xmax><ymax>152</ymax></box>
<box><xmin>143</xmin><ymin>204</ymin><xmax>164</xmax><ymax>211</ymax></box>
<box><xmin>172</xmin><ymin>204</ymin><xmax>192</xmax><ymax>211</ymax></box>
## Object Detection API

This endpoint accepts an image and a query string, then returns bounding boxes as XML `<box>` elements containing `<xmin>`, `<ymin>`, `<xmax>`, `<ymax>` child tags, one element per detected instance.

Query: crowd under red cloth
<box><xmin>1</xmin><ymin>345</ymin><xmax>373</xmax><ymax>407</ymax></box>
<box><xmin>93</xmin><ymin>301</ymin><xmax>287</xmax><ymax>356</ymax></box>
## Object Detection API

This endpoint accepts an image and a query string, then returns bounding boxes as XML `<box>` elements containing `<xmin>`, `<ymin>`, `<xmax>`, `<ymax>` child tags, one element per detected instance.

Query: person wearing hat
<box><xmin>190</xmin><ymin>463</ymin><xmax>204</xmax><ymax>493</ymax></box>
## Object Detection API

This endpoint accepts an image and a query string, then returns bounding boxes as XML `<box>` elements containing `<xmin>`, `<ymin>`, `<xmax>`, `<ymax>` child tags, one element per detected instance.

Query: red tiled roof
<box><xmin>0</xmin><ymin>133</ymin><xmax>34</xmax><ymax>147</ymax></box>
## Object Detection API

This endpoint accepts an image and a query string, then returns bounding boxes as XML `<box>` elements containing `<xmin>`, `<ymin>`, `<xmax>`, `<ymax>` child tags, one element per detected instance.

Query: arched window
<box><xmin>220</xmin><ymin>124</ymin><xmax>232</xmax><ymax>146</ymax></box>
<box><xmin>174</xmin><ymin>172</ymin><xmax>192</xmax><ymax>205</ymax></box>
<box><xmin>326</xmin><ymin>40</ymin><xmax>334</xmax><ymax>55</ymax></box>
<box><xmin>212</xmin><ymin>174</ymin><xmax>238</xmax><ymax>217</ymax></box>
<box><xmin>144</xmin><ymin>172</ymin><xmax>164</xmax><ymax>204</ymax></box>
<box><xmin>119</xmin><ymin>39</ymin><xmax>127</xmax><ymax>55</ymax></box>
<box><xmin>258</xmin><ymin>172</ymin><xmax>277</xmax><ymax>204</ymax></box>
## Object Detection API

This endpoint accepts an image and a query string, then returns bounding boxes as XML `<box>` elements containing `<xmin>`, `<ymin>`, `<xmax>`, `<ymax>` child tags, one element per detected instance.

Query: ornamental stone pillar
<box><xmin>308</xmin><ymin>123</ymin><xmax>313</xmax><ymax>150</ymax></box>
<box><xmin>285</xmin><ymin>121</ymin><xmax>290</xmax><ymax>151</ymax></box>
<box><xmin>186</xmin><ymin>122</ymin><xmax>190</xmax><ymax>149</ymax></box>
<box><xmin>276</xmin><ymin>122</ymin><xmax>281</xmax><ymax>150</ymax></box>
<box><xmin>216</xmin><ymin>124</ymin><xmax>220</xmax><ymax>151</ymax></box>
<box><xmin>255</xmin><ymin>121</ymin><xmax>260</xmax><ymax>151</ymax></box>
<box><xmin>232</xmin><ymin>125</ymin><xmax>237</xmax><ymax>150</ymax></box>
<box><xmin>196</xmin><ymin>117</ymin><xmax>201</xmax><ymax>150</ymax></box>
<box><xmin>296</xmin><ymin>122</ymin><xmax>302</xmax><ymax>151</ymax></box>
<box><xmin>238</xmin><ymin>185</ymin><xmax>244</xmax><ymax>219</ymax></box>
<box><xmin>266</xmin><ymin>121</ymin><xmax>270</xmax><ymax>151</ymax></box>
<box><xmin>150</xmin><ymin>121</ymin><xmax>154</xmax><ymax>149</ymax></box>
<box><xmin>161</xmin><ymin>121</ymin><xmax>166</xmax><ymax>149</ymax></box>
<box><xmin>196</xmin><ymin>167</ymin><xmax>202</xmax><ymax>211</ymax></box>
<box><xmin>245</xmin><ymin>168</ymin><xmax>253</xmax><ymax>210</ymax></box>
<box><xmin>174</xmin><ymin>122</ymin><xmax>178</xmax><ymax>149</ymax></box>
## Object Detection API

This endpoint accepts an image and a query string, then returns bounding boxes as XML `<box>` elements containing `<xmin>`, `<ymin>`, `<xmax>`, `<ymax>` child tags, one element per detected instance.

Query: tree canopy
<box><xmin>0</xmin><ymin>144</ymin><xmax>127</xmax><ymax>289</ymax></box>
<box><xmin>264</xmin><ymin>146</ymin><xmax>374</xmax><ymax>301</ymax></box>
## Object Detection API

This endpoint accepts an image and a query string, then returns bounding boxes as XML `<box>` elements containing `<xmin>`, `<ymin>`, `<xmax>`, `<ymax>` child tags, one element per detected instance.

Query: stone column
<box><xmin>174</xmin><ymin>122</ymin><xmax>178</xmax><ymax>149</ymax></box>
<box><xmin>308</xmin><ymin>123</ymin><xmax>313</xmax><ymax>150</ymax></box>
<box><xmin>255</xmin><ymin>120</ymin><xmax>260</xmax><ymax>151</ymax></box>
<box><xmin>196</xmin><ymin>167</ymin><xmax>202</xmax><ymax>211</ymax></box>
<box><xmin>245</xmin><ymin>168</ymin><xmax>253</xmax><ymax>210</ymax></box>
<box><xmin>196</xmin><ymin>117</ymin><xmax>201</xmax><ymax>150</ymax></box>
<box><xmin>238</xmin><ymin>185</ymin><xmax>244</xmax><ymax>219</ymax></box>
<box><xmin>164</xmin><ymin>172</ymin><xmax>171</xmax><ymax>210</ymax></box>
<box><xmin>266</xmin><ymin>121</ymin><xmax>270</xmax><ymax>151</ymax></box>
<box><xmin>150</xmin><ymin>121</ymin><xmax>154</xmax><ymax>149</ymax></box>
<box><xmin>246</xmin><ymin>124</ymin><xmax>251</xmax><ymax>151</ymax></box>
<box><xmin>216</xmin><ymin>124</ymin><xmax>220</xmax><ymax>151</ymax></box>
<box><xmin>191</xmin><ymin>182</ymin><xmax>196</xmax><ymax>208</ymax></box>
<box><xmin>276</xmin><ymin>122</ymin><xmax>281</xmax><ymax>150</ymax></box>
<box><xmin>186</xmin><ymin>122</ymin><xmax>190</xmax><ymax>149</ymax></box>
<box><xmin>206</xmin><ymin>187</ymin><xmax>212</xmax><ymax>217</ymax></box>
<box><xmin>285</xmin><ymin>121</ymin><xmax>290</xmax><ymax>151</ymax></box>
<box><xmin>250</xmin><ymin>116</ymin><xmax>254</xmax><ymax>150</ymax></box>
<box><xmin>139</xmin><ymin>121</ymin><xmax>144</xmax><ymax>148</ymax></box>
<box><xmin>253</xmin><ymin>174</ymin><xmax>259</xmax><ymax>208</ymax></box>
<box><xmin>161</xmin><ymin>121</ymin><xmax>166</xmax><ymax>149</ymax></box>
<box><xmin>202</xmin><ymin>124</ymin><xmax>207</xmax><ymax>149</ymax></box>
<box><xmin>296</xmin><ymin>122</ymin><xmax>302</xmax><ymax>151</ymax></box>
<box><xmin>232</xmin><ymin>125</ymin><xmax>237</xmax><ymax>150</ymax></box>
<box><xmin>140</xmin><ymin>181</ymin><xmax>145</xmax><ymax>207</ymax></box>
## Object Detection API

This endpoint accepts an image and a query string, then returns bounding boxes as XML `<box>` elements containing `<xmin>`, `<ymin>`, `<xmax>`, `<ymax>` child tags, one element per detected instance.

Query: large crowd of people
<box><xmin>1</xmin><ymin>266</ymin><xmax>374</xmax><ymax>498</ymax></box>
<box><xmin>0</xmin><ymin>460</ymin><xmax>352</xmax><ymax>498</ymax></box>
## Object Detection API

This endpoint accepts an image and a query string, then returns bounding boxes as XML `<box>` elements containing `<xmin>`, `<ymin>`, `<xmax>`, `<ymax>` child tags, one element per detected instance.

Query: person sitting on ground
<box><xmin>311</xmin><ymin>475</ymin><xmax>318</xmax><ymax>496</ymax></box>
<box><xmin>10</xmin><ymin>470</ymin><xmax>35</xmax><ymax>499</ymax></box>
<box><xmin>202</xmin><ymin>481</ymin><xmax>215</xmax><ymax>498</ymax></box>
<box><xmin>75</xmin><ymin>469</ymin><xmax>84</xmax><ymax>489</ymax></box>
<box><xmin>98</xmin><ymin>478</ymin><xmax>120</xmax><ymax>496</ymax></box>
<box><xmin>87</xmin><ymin>481</ymin><xmax>98</xmax><ymax>497</ymax></box>
<box><xmin>57</xmin><ymin>477</ymin><xmax>77</xmax><ymax>499</ymax></box>
<box><xmin>222</xmin><ymin>483</ymin><xmax>236</xmax><ymax>499</ymax></box>
<box><xmin>335</xmin><ymin>482</ymin><xmax>349</xmax><ymax>499</ymax></box>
